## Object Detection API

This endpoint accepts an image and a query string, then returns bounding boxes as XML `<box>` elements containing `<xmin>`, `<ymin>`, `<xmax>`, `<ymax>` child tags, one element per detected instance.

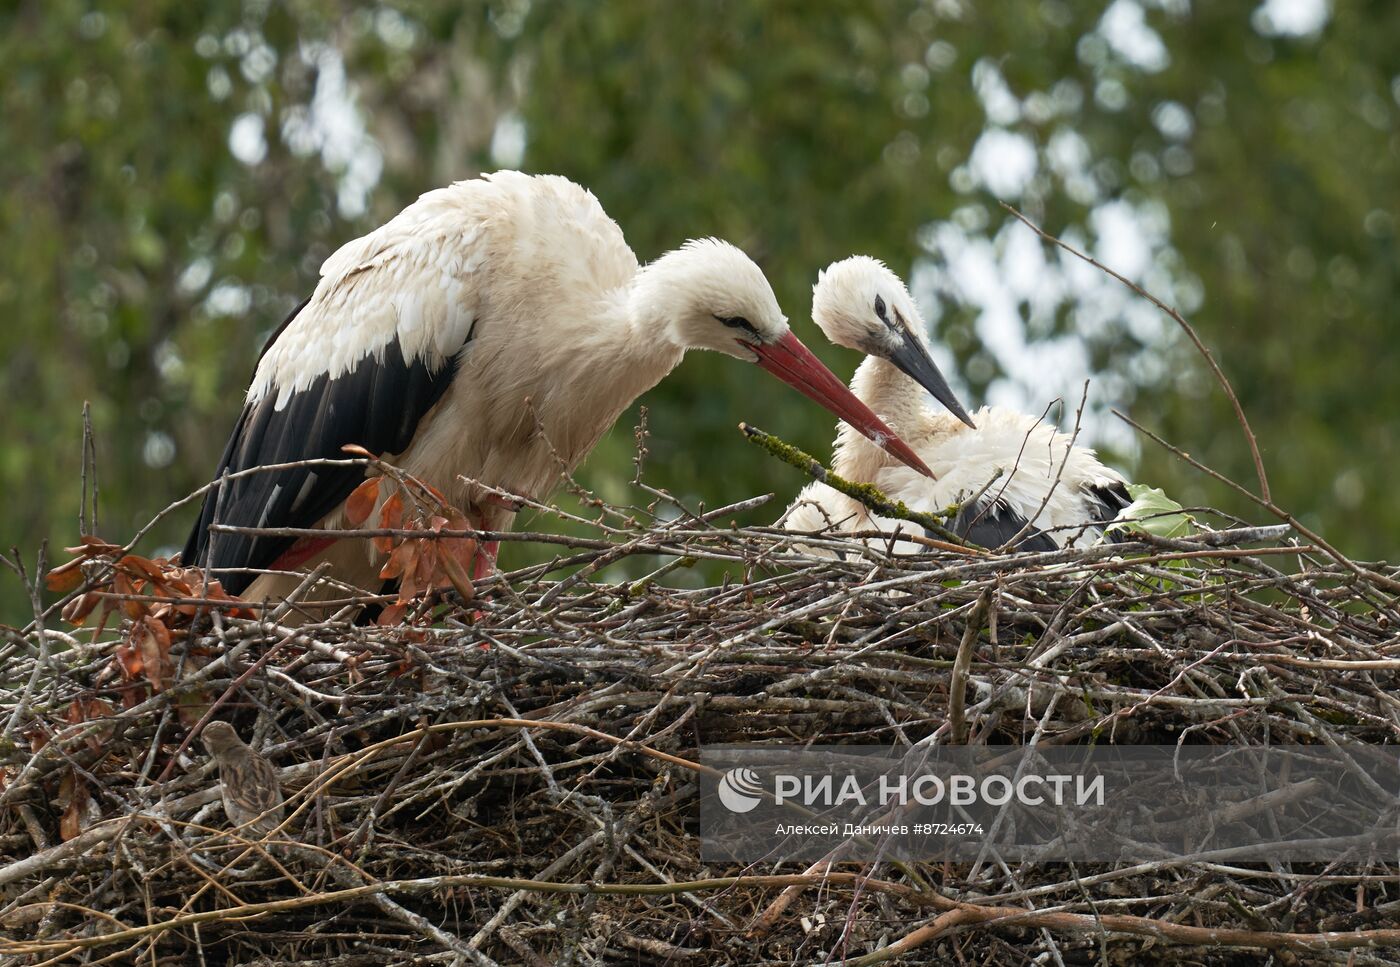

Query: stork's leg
<box><xmin>473</xmin><ymin>540</ymin><xmax>500</xmax><ymax>581</ymax></box>
<box><xmin>479</xmin><ymin>491</ymin><xmax>525</xmax><ymax>512</ymax></box>
<box><xmin>464</xmin><ymin>525</ymin><xmax>500</xmax><ymax>627</ymax></box>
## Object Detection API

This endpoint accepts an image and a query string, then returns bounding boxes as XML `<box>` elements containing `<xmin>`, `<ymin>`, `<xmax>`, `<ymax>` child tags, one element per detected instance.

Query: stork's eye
<box><xmin>715</xmin><ymin>314</ymin><xmax>760</xmax><ymax>338</ymax></box>
<box><xmin>873</xmin><ymin>295</ymin><xmax>889</xmax><ymax>323</ymax></box>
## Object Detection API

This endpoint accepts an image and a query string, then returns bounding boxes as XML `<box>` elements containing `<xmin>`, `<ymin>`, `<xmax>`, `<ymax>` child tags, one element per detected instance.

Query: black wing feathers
<box><xmin>938</xmin><ymin>482</ymin><xmax>1132</xmax><ymax>552</ymax></box>
<box><xmin>945</xmin><ymin>499</ymin><xmax>1059</xmax><ymax>552</ymax></box>
<box><xmin>183</xmin><ymin>314</ymin><xmax>462</xmax><ymax>594</ymax></box>
<box><xmin>1084</xmin><ymin>482</ymin><xmax>1133</xmax><ymax>543</ymax></box>
<box><xmin>1084</xmin><ymin>482</ymin><xmax>1132</xmax><ymax>523</ymax></box>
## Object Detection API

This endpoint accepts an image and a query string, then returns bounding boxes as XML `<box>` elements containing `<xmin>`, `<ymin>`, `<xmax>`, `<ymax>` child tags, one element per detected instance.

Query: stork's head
<box><xmin>634</xmin><ymin>239</ymin><xmax>935</xmax><ymax>477</ymax></box>
<box><xmin>633</xmin><ymin>238</ymin><xmax>789</xmax><ymax>359</ymax></box>
<box><xmin>813</xmin><ymin>256</ymin><xmax>976</xmax><ymax>429</ymax></box>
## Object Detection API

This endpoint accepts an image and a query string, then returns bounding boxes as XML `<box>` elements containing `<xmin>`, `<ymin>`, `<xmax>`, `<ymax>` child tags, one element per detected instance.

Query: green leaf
<box><xmin>1107</xmin><ymin>484</ymin><xmax>1196</xmax><ymax>539</ymax></box>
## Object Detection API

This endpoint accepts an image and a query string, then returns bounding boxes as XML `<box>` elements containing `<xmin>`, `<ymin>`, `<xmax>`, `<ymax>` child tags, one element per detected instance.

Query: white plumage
<box><xmin>784</xmin><ymin>257</ymin><xmax>1132</xmax><ymax>553</ymax></box>
<box><xmin>186</xmin><ymin>174</ymin><xmax>926</xmax><ymax>607</ymax></box>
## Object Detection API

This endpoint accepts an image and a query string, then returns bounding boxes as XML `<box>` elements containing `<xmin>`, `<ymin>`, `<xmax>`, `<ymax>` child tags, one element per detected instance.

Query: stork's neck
<box><xmin>856</xmin><ymin>355</ymin><xmax>928</xmax><ymax>428</ymax></box>
<box><xmin>831</xmin><ymin>355</ymin><xmax>957</xmax><ymax>479</ymax></box>
<box><xmin>588</xmin><ymin>286</ymin><xmax>686</xmax><ymax>396</ymax></box>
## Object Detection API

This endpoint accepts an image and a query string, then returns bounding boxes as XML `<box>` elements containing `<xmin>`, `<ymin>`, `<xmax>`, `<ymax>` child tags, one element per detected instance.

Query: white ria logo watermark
<box><xmin>717</xmin><ymin>768</ymin><xmax>764</xmax><ymax>813</ymax></box>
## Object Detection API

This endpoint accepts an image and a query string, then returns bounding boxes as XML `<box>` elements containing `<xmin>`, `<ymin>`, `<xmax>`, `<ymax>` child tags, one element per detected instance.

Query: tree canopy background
<box><xmin>3</xmin><ymin>0</ymin><xmax>1396</xmax><ymax>618</ymax></box>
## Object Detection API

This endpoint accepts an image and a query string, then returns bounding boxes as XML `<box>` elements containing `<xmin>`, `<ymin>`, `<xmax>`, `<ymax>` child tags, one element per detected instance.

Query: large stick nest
<box><xmin>3</xmin><ymin>479</ymin><xmax>1399</xmax><ymax>966</ymax></box>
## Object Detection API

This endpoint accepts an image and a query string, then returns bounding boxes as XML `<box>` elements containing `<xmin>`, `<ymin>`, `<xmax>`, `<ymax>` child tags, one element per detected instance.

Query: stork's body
<box><xmin>185</xmin><ymin>174</ymin><xmax>927</xmax><ymax>604</ymax></box>
<box><xmin>784</xmin><ymin>258</ymin><xmax>1131</xmax><ymax>553</ymax></box>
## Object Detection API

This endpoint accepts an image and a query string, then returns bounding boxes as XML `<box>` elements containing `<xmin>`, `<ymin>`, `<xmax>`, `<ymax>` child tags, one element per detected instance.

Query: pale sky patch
<box><xmin>1252</xmin><ymin>0</ymin><xmax>1330</xmax><ymax>37</ymax></box>
<box><xmin>1098</xmin><ymin>0</ymin><xmax>1170</xmax><ymax>72</ymax></box>
<box><xmin>968</xmin><ymin>129</ymin><xmax>1038</xmax><ymax>198</ymax></box>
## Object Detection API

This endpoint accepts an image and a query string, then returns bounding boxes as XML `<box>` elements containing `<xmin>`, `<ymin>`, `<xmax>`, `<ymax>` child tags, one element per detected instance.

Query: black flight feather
<box><xmin>945</xmin><ymin>499</ymin><xmax>1059</xmax><ymax>553</ymax></box>
<box><xmin>183</xmin><ymin>304</ymin><xmax>464</xmax><ymax>594</ymax></box>
<box><xmin>1084</xmin><ymin>482</ymin><xmax>1134</xmax><ymax>543</ymax></box>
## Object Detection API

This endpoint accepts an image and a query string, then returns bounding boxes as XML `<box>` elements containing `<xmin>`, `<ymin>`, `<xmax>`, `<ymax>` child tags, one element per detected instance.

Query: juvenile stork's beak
<box><xmin>886</xmin><ymin>310</ymin><xmax>977</xmax><ymax>429</ymax></box>
<box><xmin>747</xmin><ymin>331</ymin><xmax>936</xmax><ymax>478</ymax></box>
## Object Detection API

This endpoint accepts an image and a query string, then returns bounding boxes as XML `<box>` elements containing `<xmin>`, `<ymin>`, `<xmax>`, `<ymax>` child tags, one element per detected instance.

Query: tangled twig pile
<box><xmin>2</xmin><ymin>463</ymin><xmax>1400</xmax><ymax>965</ymax></box>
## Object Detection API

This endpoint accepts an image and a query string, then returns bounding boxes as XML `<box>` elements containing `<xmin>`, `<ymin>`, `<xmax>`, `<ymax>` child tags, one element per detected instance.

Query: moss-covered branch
<box><xmin>739</xmin><ymin>422</ymin><xmax>973</xmax><ymax>548</ymax></box>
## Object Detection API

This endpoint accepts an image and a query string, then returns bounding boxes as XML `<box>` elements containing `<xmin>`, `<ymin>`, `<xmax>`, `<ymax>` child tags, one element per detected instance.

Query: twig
<box><xmin>739</xmin><ymin>422</ymin><xmax>974</xmax><ymax>548</ymax></box>
<box><xmin>1003</xmin><ymin>203</ymin><xmax>1271</xmax><ymax>502</ymax></box>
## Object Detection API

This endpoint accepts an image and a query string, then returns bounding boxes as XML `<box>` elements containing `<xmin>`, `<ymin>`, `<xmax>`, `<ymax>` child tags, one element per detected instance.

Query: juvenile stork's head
<box><xmin>633</xmin><ymin>239</ymin><xmax>934</xmax><ymax>476</ymax></box>
<box><xmin>812</xmin><ymin>256</ymin><xmax>976</xmax><ymax>429</ymax></box>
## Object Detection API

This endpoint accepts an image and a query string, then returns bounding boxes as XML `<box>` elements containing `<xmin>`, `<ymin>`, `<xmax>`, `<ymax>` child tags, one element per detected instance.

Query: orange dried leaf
<box><xmin>412</xmin><ymin>541</ymin><xmax>438</xmax><ymax>592</ymax></box>
<box><xmin>132</xmin><ymin>617</ymin><xmax>173</xmax><ymax>692</ymax></box>
<box><xmin>59</xmin><ymin>774</ymin><xmax>89</xmax><ymax>842</ymax></box>
<box><xmin>115</xmin><ymin>643</ymin><xmax>144</xmax><ymax>681</ymax></box>
<box><xmin>45</xmin><ymin>561</ymin><xmax>85</xmax><ymax>594</ymax></box>
<box><xmin>439</xmin><ymin>546</ymin><xmax>476</xmax><ymax>602</ymax></box>
<box><xmin>62</xmin><ymin>591</ymin><xmax>101</xmax><ymax>626</ymax></box>
<box><xmin>67</xmin><ymin>535</ymin><xmax>122</xmax><ymax>556</ymax></box>
<box><xmin>197</xmin><ymin>579</ymin><xmax>255</xmax><ymax>618</ymax></box>
<box><xmin>154</xmin><ymin>574</ymin><xmax>194</xmax><ymax>598</ymax></box>
<box><xmin>398</xmin><ymin>547</ymin><xmax>428</xmax><ymax>605</ymax></box>
<box><xmin>379</xmin><ymin>538</ymin><xmax>418</xmax><ymax>582</ymax></box>
<box><xmin>445</xmin><ymin>534</ymin><xmax>478</xmax><ymax>567</ymax></box>
<box><xmin>118</xmin><ymin>555</ymin><xmax>166</xmax><ymax>583</ymax></box>
<box><xmin>377</xmin><ymin>602</ymin><xmax>407</xmax><ymax>626</ymax></box>
<box><xmin>378</xmin><ymin>491</ymin><xmax>405</xmax><ymax>532</ymax></box>
<box><xmin>345</xmin><ymin>477</ymin><xmax>381</xmax><ymax>526</ymax></box>
<box><xmin>112</xmin><ymin>572</ymin><xmax>145</xmax><ymax>620</ymax></box>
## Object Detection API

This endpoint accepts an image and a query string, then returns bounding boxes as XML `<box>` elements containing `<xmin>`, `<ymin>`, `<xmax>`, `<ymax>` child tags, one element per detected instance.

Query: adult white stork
<box><xmin>784</xmin><ymin>257</ymin><xmax>1132</xmax><ymax>552</ymax></box>
<box><xmin>184</xmin><ymin>173</ymin><xmax>934</xmax><ymax>603</ymax></box>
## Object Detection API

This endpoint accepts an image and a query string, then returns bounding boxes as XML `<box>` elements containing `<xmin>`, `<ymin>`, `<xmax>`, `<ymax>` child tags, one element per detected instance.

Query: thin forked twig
<box><xmin>1002</xmin><ymin>202</ymin><xmax>1271</xmax><ymax>503</ymax></box>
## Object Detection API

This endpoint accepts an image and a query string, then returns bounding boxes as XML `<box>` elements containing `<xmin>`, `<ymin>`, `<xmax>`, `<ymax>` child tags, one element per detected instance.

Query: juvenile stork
<box><xmin>184</xmin><ymin>173</ymin><xmax>932</xmax><ymax>603</ymax></box>
<box><xmin>784</xmin><ymin>257</ymin><xmax>1132</xmax><ymax>552</ymax></box>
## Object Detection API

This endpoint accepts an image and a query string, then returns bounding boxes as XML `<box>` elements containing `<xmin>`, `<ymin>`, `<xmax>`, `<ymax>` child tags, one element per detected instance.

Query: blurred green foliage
<box><xmin>3</xmin><ymin>0</ymin><xmax>1397</xmax><ymax>619</ymax></box>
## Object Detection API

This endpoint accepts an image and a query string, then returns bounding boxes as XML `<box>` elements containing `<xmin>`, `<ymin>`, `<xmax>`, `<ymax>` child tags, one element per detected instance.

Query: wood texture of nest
<box><xmin>3</xmin><ymin>471</ymin><xmax>1400</xmax><ymax>965</ymax></box>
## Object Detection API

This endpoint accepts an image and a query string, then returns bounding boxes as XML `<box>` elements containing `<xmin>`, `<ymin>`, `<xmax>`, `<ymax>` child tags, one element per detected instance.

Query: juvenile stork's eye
<box><xmin>873</xmin><ymin>294</ymin><xmax>889</xmax><ymax>323</ymax></box>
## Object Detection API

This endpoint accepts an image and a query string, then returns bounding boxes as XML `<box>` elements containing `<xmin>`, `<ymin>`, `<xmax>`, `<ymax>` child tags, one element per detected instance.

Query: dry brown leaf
<box><xmin>59</xmin><ymin>772</ymin><xmax>89</xmax><ymax>842</ymax></box>
<box><xmin>113</xmin><ymin>642</ymin><xmax>143</xmax><ymax>681</ymax></box>
<box><xmin>67</xmin><ymin>535</ymin><xmax>123</xmax><ymax>555</ymax></box>
<box><xmin>377</xmin><ymin>602</ymin><xmax>407</xmax><ymax>626</ymax></box>
<box><xmin>61</xmin><ymin>590</ymin><xmax>101</xmax><ymax>626</ymax></box>
<box><xmin>345</xmin><ymin>477</ymin><xmax>381</xmax><ymax>526</ymax></box>
<box><xmin>379</xmin><ymin>491</ymin><xmax>405</xmax><ymax>531</ymax></box>
<box><xmin>379</xmin><ymin>537</ymin><xmax>418</xmax><ymax>582</ymax></box>
<box><xmin>439</xmin><ymin>544</ymin><xmax>476</xmax><ymax>602</ymax></box>
<box><xmin>131</xmin><ymin>617</ymin><xmax>173</xmax><ymax>692</ymax></box>
<box><xmin>112</xmin><ymin>571</ymin><xmax>145</xmax><ymax>620</ymax></box>
<box><xmin>411</xmin><ymin>541</ymin><xmax>438</xmax><ymax>594</ymax></box>
<box><xmin>118</xmin><ymin>554</ymin><xmax>166</xmax><ymax>583</ymax></box>
<box><xmin>45</xmin><ymin>560</ymin><xmax>85</xmax><ymax>594</ymax></box>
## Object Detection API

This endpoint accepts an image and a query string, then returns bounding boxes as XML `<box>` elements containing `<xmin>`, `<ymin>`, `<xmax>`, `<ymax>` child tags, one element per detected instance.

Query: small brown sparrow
<box><xmin>200</xmin><ymin>721</ymin><xmax>285</xmax><ymax>837</ymax></box>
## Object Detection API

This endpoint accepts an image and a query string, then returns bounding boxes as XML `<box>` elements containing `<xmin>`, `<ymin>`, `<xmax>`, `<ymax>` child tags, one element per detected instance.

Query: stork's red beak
<box><xmin>748</xmin><ymin>331</ymin><xmax>935</xmax><ymax>478</ymax></box>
